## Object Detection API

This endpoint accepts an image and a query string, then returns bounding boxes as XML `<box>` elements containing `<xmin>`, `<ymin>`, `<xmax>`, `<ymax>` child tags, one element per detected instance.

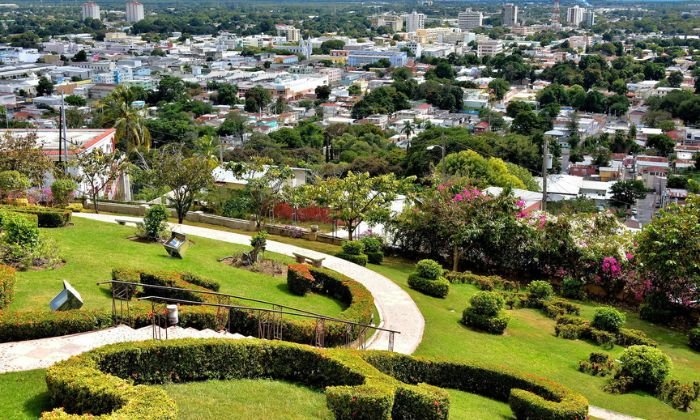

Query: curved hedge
<box><xmin>232</xmin><ymin>266</ymin><xmax>375</xmax><ymax>347</ymax></box>
<box><xmin>362</xmin><ymin>352</ymin><xmax>589</xmax><ymax>420</ymax></box>
<box><xmin>43</xmin><ymin>339</ymin><xmax>587</xmax><ymax>420</ymax></box>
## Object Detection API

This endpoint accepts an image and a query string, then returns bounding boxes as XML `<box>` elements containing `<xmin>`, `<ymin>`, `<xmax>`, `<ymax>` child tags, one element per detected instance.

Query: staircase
<box><xmin>0</xmin><ymin>325</ymin><xmax>251</xmax><ymax>374</ymax></box>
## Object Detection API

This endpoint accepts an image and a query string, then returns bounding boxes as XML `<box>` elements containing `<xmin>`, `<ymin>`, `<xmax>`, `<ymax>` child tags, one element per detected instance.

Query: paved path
<box><xmin>0</xmin><ymin>325</ymin><xmax>247</xmax><ymax>373</ymax></box>
<box><xmin>74</xmin><ymin>212</ymin><xmax>425</xmax><ymax>354</ymax></box>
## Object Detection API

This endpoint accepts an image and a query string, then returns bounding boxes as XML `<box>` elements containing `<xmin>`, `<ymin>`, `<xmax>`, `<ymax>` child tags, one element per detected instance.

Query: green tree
<box><xmin>488</xmin><ymin>78</ymin><xmax>510</xmax><ymax>101</ymax></box>
<box><xmin>64</xmin><ymin>95</ymin><xmax>86</xmax><ymax>107</ymax></box>
<box><xmin>637</xmin><ymin>195</ymin><xmax>700</xmax><ymax>305</ymax></box>
<box><xmin>309</xmin><ymin>171</ymin><xmax>415</xmax><ymax>240</ymax></box>
<box><xmin>72</xmin><ymin>50</ymin><xmax>87</xmax><ymax>62</ymax></box>
<box><xmin>667</xmin><ymin>71</ymin><xmax>684</xmax><ymax>88</ymax></box>
<box><xmin>226</xmin><ymin>157</ymin><xmax>294</xmax><ymax>229</ymax></box>
<box><xmin>646</xmin><ymin>134</ymin><xmax>675</xmax><ymax>156</ymax></box>
<box><xmin>103</xmin><ymin>86</ymin><xmax>152</xmax><ymax>153</ymax></box>
<box><xmin>315</xmin><ymin>85</ymin><xmax>331</xmax><ymax>101</ymax></box>
<box><xmin>244</xmin><ymin>85</ymin><xmax>272</xmax><ymax>113</ymax></box>
<box><xmin>610</xmin><ymin>180</ymin><xmax>646</xmax><ymax>208</ymax></box>
<box><xmin>50</xmin><ymin>178</ymin><xmax>77</xmax><ymax>207</ymax></box>
<box><xmin>0</xmin><ymin>170</ymin><xmax>30</xmax><ymax>200</ymax></box>
<box><xmin>153</xmin><ymin>144</ymin><xmax>214</xmax><ymax>223</ymax></box>
<box><xmin>211</xmin><ymin>83</ymin><xmax>238</xmax><ymax>106</ymax></box>
<box><xmin>320</xmin><ymin>39</ymin><xmax>345</xmax><ymax>54</ymax></box>
<box><xmin>0</xmin><ymin>131</ymin><xmax>52</xmax><ymax>185</ymax></box>
<box><xmin>217</xmin><ymin>112</ymin><xmax>249</xmax><ymax>144</ymax></box>
<box><xmin>37</xmin><ymin>77</ymin><xmax>54</xmax><ymax>96</ymax></box>
<box><xmin>72</xmin><ymin>148</ymin><xmax>128</xmax><ymax>213</ymax></box>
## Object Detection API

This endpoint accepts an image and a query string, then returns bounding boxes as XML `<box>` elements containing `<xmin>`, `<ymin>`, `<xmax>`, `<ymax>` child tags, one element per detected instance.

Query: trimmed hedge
<box><xmin>0</xmin><ymin>264</ymin><xmax>15</xmax><ymax>309</ymax></box>
<box><xmin>42</xmin><ymin>339</ymin><xmax>586</xmax><ymax>420</ymax></box>
<box><xmin>0</xmin><ymin>205</ymin><xmax>71</xmax><ymax>227</ymax></box>
<box><xmin>362</xmin><ymin>351</ymin><xmax>589</xmax><ymax>420</ymax></box>
<box><xmin>287</xmin><ymin>263</ymin><xmax>315</xmax><ymax>296</ymax></box>
<box><xmin>407</xmin><ymin>274</ymin><xmax>450</xmax><ymax>298</ymax></box>
<box><xmin>367</xmin><ymin>252</ymin><xmax>384</xmax><ymax>265</ymax></box>
<box><xmin>462</xmin><ymin>291</ymin><xmax>510</xmax><ymax>335</ymax></box>
<box><xmin>181</xmin><ymin>272</ymin><xmax>220</xmax><ymax>292</ymax></box>
<box><xmin>335</xmin><ymin>252</ymin><xmax>368</xmax><ymax>267</ymax></box>
<box><xmin>232</xmin><ymin>266</ymin><xmax>375</xmax><ymax>347</ymax></box>
<box><xmin>0</xmin><ymin>309</ymin><xmax>112</xmax><ymax>343</ymax></box>
<box><xmin>43</xmin><ymin>339</ymin><xmax>448</xmax><ymax>420</ymax></box>
<box><xmin>445</xmin><ymin>271</ymin><xmax>518</xmax><ymax>291</ymax></box>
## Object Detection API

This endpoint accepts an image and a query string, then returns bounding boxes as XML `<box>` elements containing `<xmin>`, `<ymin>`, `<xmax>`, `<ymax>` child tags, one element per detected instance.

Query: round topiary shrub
<box><xmin>141</xmin><ymin>204</ymin><xmax>170</xmax><ymax>241</ymax></box>
<box><xmin>689</xmin><ymin>327</ymin><xmax>700</xmax><ymax>352</ymax></box>
<box><xmin>469</xmin><ymin>291</ymin><xmax>505</xmax><ymax>317</ymax></box>
<box><xmin>618</xmin><ymin>345</ymin><xmax>672</xmax><ymax>391</ymax></box>
<box><xmin>527</xmin><ymin>280</ymin><xmax>553</xmax><ymax>301</ymax></box>
<box><xmin>415</xmin><ymin>259</ymin><xmax>443</xmax><ymax>280</ymax></box>
<box><xmin>341</xmin><ymin>240</ymin><xmax>364</xmax><ymax>255</ymax></box>
<box><xmin>592</xmin><ymin>307</ymin><xmax>626</xmax><ymax>333</ymax></box>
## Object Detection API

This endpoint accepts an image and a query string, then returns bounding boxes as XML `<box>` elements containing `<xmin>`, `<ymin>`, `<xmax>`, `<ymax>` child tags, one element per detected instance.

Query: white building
<box><xmin>404</xmin><ymin>11</ymin><xmax>425</xmax><ymax>33</ymax></box>
<box><xmin>502</xmin><ymin>3</ymin><xmax>518</xmax><ymax>27</ymax></box>
<box><xmin>458</xmin><ymin>9</ymin><xmax>483</xmax><ymax>30</ymax></box>
<box><xmin>81</xmin><ymin>2</ymin><xmax>101</xmax><ymax>21</ymax></box>
<box><xmin>477</xmin><ymin>39</ymin><xmax>503</xmax><ymax>57</ymax></box>
<box><xmin>125</xmin><ymin>1</ymin><xmax>144</xmax><ymax>23</ymax></box>
<box><xmin>583</xmin><ymin>10</ymin><xmax>596</xmax><ymax>27</ymax></box>
<box><xmin>566</xmin><ymin>6</ymin><xmax>585</xmax><ymax>27</ymax></box>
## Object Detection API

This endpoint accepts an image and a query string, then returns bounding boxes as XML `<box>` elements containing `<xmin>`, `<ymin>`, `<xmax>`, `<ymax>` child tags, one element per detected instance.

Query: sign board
<box><xmin>49</xmin><ymin>280</ymin><xmax>84</xmax><ymax>311</ymax></box>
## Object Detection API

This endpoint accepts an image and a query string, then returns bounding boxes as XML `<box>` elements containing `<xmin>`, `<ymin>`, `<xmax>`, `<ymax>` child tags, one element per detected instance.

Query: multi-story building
<box><xmin>347</xmin><ymin>50</ymin><xmax>408</xmax><ymax>68</ymax></box>
<box><xmin>125</xmin><ymin>1</ymin><xmax>144</xmax><ymax>23</ymax></box>
<box><xmin>458</xmin><ymin>9</ymin><xmax>483</xmax><ymax>30</ymax></box>
<box><xmin>81</xmin><ymin>2</ymin><xmax>101</xmax><ymax>21</ymax></box>
<box><xmin>566</xmin><ymin>6</ymin><xmax>584</xmax><ymax>27</ymax></box>
<box><xmin>477</xmin><ymin>39</ymin><xmax>503</xmax><ymax>57</ymax></box>
<box><xmin>404</xmin><ymin>11</ymin><xmax>425</xmax><ymax>33</ymax></box>
<box><xmin>582</xmin><ymin>10</ymin><xmax>596</xmax><ymax>27</ymax></box>
<box><xmin>502</xmin><ymin>3</ymin><xmax>518</xmax><ymax>27</ymax></box>
<box><xmin>370</xmin><ymin>15</ymin><xmax>404</xmax><ymax>32</ymax></box>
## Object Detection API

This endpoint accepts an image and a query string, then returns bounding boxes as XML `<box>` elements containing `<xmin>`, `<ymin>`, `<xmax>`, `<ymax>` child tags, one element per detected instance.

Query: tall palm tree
<box><xmin>194</xmin><ymin>134</ymin><xmax>221</xmax><ymax>163</ymax></box>
<box><xmin>103</xmin><ymin>85</ymin><xmax>151</xmax><ymax>152</ymax></box>
<box><xmin>401</xmin><ymin>120</ymin><xmax>415</xmax><ymax>148</ymax></box>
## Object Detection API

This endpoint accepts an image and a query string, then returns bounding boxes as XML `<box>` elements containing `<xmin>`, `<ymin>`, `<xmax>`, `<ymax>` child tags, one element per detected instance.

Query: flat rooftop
<box><xmin>0</xmin><ymin>128</ymin><xmax>115</xmax><ymax>155</ymax></box>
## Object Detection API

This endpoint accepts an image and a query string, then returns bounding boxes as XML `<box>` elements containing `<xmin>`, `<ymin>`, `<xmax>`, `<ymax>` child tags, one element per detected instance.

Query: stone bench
<box><xmin>115</xmin><ymin>218</ymin><xmax>145</xmax><ymax>229</ymax></box>
<box><xmin>293</xmin><ymin>252</ymin><xmax>325</xmax><ymax>268</ymax></box>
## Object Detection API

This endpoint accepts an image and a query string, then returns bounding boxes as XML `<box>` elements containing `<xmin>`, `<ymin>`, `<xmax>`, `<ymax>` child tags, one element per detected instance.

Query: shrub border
<box><xmin>42</xmin><ymin>338</ymin><xmax>588</xmax><ymax>420</ymax></box>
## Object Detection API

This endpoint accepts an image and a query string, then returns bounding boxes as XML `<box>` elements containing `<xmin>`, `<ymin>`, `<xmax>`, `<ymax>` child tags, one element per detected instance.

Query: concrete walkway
<box><xmin>0</xmin><ymin>325</ymin><xmax>247</xmax><ymax>373</ymax></box>
<box><xmin>73</xmin><ymin>212</ymin><xmax>425</xmax><ymax>354</ymax></box>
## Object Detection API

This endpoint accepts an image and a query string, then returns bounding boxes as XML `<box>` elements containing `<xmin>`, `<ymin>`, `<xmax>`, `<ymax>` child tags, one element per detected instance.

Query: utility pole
<box><xmin>541</xmin><ymin>136</ymin><xmax>549</xmax><ymax>212</ymax></box>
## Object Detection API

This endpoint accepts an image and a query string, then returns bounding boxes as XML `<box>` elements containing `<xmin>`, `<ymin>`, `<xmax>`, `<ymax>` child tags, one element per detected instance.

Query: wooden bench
<box><xmin>115</xmin><ymin>218</ymin><xmax>145</xmax><ymax>229</ymax></box>
<box><xmin>293</xmin><ymin>252</ymin><xmax>325</xmax><ymax>268</ymax></box>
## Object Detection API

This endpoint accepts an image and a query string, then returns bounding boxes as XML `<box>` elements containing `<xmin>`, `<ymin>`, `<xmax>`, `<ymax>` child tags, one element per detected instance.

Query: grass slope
<box><xmin>10</xmin><ymin>218</ymin><xmax>346</xmax><ymax>317</ymax></box>
<box><xmin>0</xmin><ymin>369</ymin><xmax>50</xmax><ymax>420</ymax></box>
<box><xmin>371</xmin><ymin>258</ymin><xmax>700</xmax><ymax>420</ymax></box>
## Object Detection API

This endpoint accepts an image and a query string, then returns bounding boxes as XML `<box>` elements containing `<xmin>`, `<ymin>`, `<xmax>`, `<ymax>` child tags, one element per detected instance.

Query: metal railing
<box><xmin>97</xmin><ymin>280</ymin><xmax>400</xmax><ymax>351</ymax></box>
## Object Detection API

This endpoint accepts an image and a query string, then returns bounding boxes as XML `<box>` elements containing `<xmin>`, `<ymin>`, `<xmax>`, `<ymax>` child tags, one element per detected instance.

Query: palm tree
<box><xmin>194</xmin><ymin>134</ymin><xmax>221</xmax><ymax>163</ymax></box>
<box><xmin>102</xmin><ymin>85</ymin><xmax>151</xmax><ymax>153</ymax></box>
<box><xmin>401</xmin><ymin>120</ymin><xmax>415</xmax><ymax>149</ymax></box>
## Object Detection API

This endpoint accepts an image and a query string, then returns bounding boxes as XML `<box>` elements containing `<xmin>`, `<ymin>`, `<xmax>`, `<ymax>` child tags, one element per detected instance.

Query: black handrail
<box><xmin>100</xmin><ymin>280</ymin><xmax>399</xmax><ymax>334</ymax></box>
<box><xmin>138</xmin><ymin>296</ymin><xmax>400</xmax><ymax>333</ymax></box>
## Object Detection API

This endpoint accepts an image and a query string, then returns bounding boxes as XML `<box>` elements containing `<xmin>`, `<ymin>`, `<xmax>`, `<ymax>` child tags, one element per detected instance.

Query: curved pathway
<box><xmin>73</xmin><ymin>212</ymin><xmax>425</xmax><ymax>354</ymax></box>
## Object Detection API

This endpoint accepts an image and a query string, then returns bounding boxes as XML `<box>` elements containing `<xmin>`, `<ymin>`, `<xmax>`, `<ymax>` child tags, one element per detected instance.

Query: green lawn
<box><xmin>371</xmin><ymin>258</ymin><xmax>700</xmax><ymax>420</ymax></box>
<box><xmin>11</xmin><ymin>218</ymin><xmax>346</xmax><ymax>318</ymax></box>
<box><xmin>0</xmin><ymin>369</ymin><xmax>50</xmax><ymax>420</ymax></box>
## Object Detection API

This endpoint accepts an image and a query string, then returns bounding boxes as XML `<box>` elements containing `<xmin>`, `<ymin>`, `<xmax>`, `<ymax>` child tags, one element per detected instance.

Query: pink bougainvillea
<box><xmin>601</xmin><ymin>256</ymin><xmax>622</xmax><ymax>278</ymax></box>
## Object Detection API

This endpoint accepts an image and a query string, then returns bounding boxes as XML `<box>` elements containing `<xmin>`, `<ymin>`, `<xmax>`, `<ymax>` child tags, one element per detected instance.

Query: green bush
<box><xmin>0</xmin><ymin>264</ymin><xmax>15</xmax><ymax>309</ymax></box>
<box><xmin>658</xmin><ymin>380</ymin><xmax>700</xmax><ymax>412</ymax></box>
<box><xmin>51</xmin><ymin>179</ymin><xmax>77</xmax><ymax>207</ymax></box>
<box><xmin>408</xmin><ymin>274</ymin><xmax>450</xmax><ymax>298</ymax></box>
<box><xmin>0</xmin><ymin>170</ymin><xmax>29</xmax><ymax>199</ymax></box>
<box><xmin>555</xmin><ymin>323</ymin><xmax>588</xmax><ymax>340</ymax></box>
<box><xmin>592</xmin><ymin>307</ymin><xmax>626</xmax><ymax>333</ymax></box>
<box><xmin>359</xmin><ymin>236</ymin><xmax>383</xmax><ymax>253</ymax></box>
<box><xmin>543</xmin><ymin>299</ymin><xmax>581</xmax><ymax>319</ymax></box>
<box><xmin>469</xmin><ymin>291</ymin><xmax>505</xmax><ymax>317</ymax></box>
<box><xmin>141</xmin><ymin>204</ymin><xmax>169</xmax><ymax>241</ymax></box>
<box><xmin>180</xmin><ymin>272</ymin><xmax>220</xmax><ymax>292</ymax></box>
<box><xmin>462</xmin><ymin>291</ymin><xmax>510</xmax><ymax>334</ymax></box>
<box><xmin>363</xmin><ymin>351</ymin><xmax>588</xmax><ymax>420</ymax></box>
<box><xmin>392</xmin><ymin>384</ymin><xmax>450</xmax><ymax>420</ymax></box>
<box><xmin>1</xmin><ymin>212</ymin><xmax>39</xmax><ymax>249</ymax></box>
<box><xmin>527</xmin><ymin>280</ymin><xmax>554</xmax><ymax>301</ymax></box>
<box><xmin>588</xmin><ymin>329</ymin><xmax>616</xmax><ymax>348</ymax></box>
<box><xmin>578</xmin><ymin>352</ymin><xmax>615</xmax><ymax>377</ymax></box>
<box><xmin>287</xmin><ymin>264</ymin><xmax>315</xmax><ymax>296</ymax></box>
<box><xmin>617</xmin><ymin>345</ymin><xmax>672</xmax><ymax>391</ymax></box>
<box><xmin>366</xmin><ymin>251</ymin><xmax>384</xmax><ymax>265</ymax></box>
<box><xmin>335</xmin><ymin>252</ymin><xmax>368</xmax><ymax>266</ymax></box>
<box><xmin>341</xmin><ymin>240</ymin><xmax>364</xmax><ymax>255</ymax></box>
<box><xmin>561</xmin><ymin>277</ymin><xmax>585</xmax><ymax>300</ymax></box>
<box><xmin>415</xmin><ymin>259</ymin><xmax>443</xmax><ymax>280</ymax></box>
<box><xmin>0</xmin><ymin>309</ymin><xmax>112</xmax><ymax>343</ymax></box>
<box><xmin>110</xmin><ymin>267</ymin><xmax>141</xmax><ymax>299</ymax></box>
<box><xmin>616</xmin><ymin>328</ymin><xmax>657</xmax><ymax>347</ymax></box>
<box><xmin>689</xmin><ymin>328</ymin><xmax>700</xmax><ymax>351</ymax></box>
<box><xmin>0</xmin><ymin>206</ymin><xmax>71</xmax><ymax>227</ymax></box>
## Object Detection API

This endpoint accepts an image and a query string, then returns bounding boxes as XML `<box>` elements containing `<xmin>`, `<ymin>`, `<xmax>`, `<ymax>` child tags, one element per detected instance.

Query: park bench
<box><xmin>293</xmin><ymin>252</ymin><xmax>325</xmax><ymax>268</ymax></box>
<box><xmin>115</xmin><ymin>218</ymin><xmax>145</xmax><ymax>229</ymax></box>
